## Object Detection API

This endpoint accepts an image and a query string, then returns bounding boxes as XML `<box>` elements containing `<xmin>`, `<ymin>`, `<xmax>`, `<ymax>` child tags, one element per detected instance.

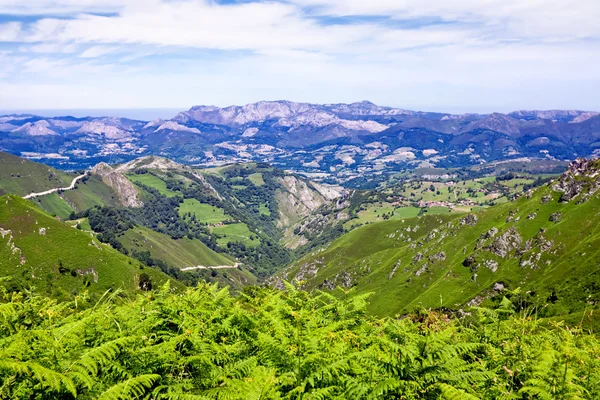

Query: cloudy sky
<box><xmin>0</xmin><ymin>0</ymin><xmax>599</xmax><ymax>113</ymax></box>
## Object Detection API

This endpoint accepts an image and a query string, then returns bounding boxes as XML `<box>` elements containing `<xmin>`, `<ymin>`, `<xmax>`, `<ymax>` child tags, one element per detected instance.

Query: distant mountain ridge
<box><xmin>1</xmin><ymin>101</ymin><xmax>599</xmax><ymax>184</ymax></box>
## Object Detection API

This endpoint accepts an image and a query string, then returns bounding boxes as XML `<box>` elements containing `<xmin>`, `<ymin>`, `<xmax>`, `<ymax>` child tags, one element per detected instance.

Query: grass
<box><xmin>211</xmin><ymin>223</ymin><xmax>260</xmax><ymax>247</ymax></box>
<box><xmin>0</xmin><ymin>195</ymin><xmax>178</xmax><ymax>298</ymax></box>
<box><xmin>258</xmin><ymin>203</ymin><xmax>271</xmax><ymax>216</ymax></box>
<box><xmin>178</xmin><ymin>199</ymin><xmax>232</xmax><ymax>224</ymax></box>
<box><xmin>248</xmin><ymin>173</ymin><xmax>265</xmax><ymax>186</ymax></box>
<box><xmin>501</xmin><ymin>178</ymin><xmax>535</xmax><ymax>188</ymax></box>
<box><xmin>120</xmin><ymin>226</ymin><xmax>235</xmax><ymax>268</ymax></box>
<box><xmin>128</xmin><ymin>173</ymin><xmax>179</xmax><ymax>197</ymax></box>
<box><xmin>0</xmin><ymin>152</ymin><xmax>76</xmax><ymax>197</ymax></box>
<box><xmin>344</xmin><ymin>205</ymin><xmax>421</xmax><ymax>229</ymax></box>
<box><xmin>32</xmin><ymin>193</ymin><xmax>74</xmax><ymax>220</ymax></box>
<box><xmin>61</xmin><ymin>175</ymin><xmax>120</xmax><ymax>211</ymax></box>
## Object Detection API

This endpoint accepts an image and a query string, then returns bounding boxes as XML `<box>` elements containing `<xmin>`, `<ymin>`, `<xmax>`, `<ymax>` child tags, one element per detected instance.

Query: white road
<box><xmin>181</xmin><ymin>263</ymin><xmax>240</xmax><ymax>271</ymax></box>
<box><xmin>23</xmin><ymin>173</ymin><xmax>87</xmax><ymax>200</ymax></box>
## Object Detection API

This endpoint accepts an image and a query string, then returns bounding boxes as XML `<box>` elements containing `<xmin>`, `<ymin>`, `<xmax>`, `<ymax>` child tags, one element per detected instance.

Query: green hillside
<box><xmin>0</xmin><ymin>195</ymin><xmax>179</xmax><ymax>298</ymax></box>
<box><xmin>280</xmin><ymin>160</ymin><xmax>600</xmax><ymax>322</ymax></box>
<box><xmin>120</xmin><ymin>226</ymin><xmax>235</xmax><ymax>267</ymax></box>
<box><xmin>25</xmin><ymin>175</ymin><xmax>121</xmax><ymax>219</ymax></box>
<box><xmin>60</xmin><ymin>175</ymin><xmax>120</xmax><ymax>211</ymax></box>
<box><xmin>0</xmin><ymin>152</ymin><xmax>75</xmax><ymax>196</ymax></box>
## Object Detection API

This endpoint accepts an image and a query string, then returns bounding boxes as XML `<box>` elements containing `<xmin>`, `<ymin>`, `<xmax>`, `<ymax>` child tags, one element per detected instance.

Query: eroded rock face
<box><xmin>319</xmin><ymin>269</ymin><xmax>356</xmax><ymax>289</ymax></box>
<box><xmin>295</xmin><ymin>260</ymin><xmax>322</xmax><ymax>282</ymax></box>
<box><xmin>0</xmin><ymin>227</ymin><xmax>26</xmax><ymax>265</ymax></box>
<box><xmin>276</xmin><ymin>176</ymin><xmax>344</xmax><ymax>228</ymax></box>
<box><xmin>91</xmin><ymin>163</ymin><xmax>143</xmax><ymax>208</ymax></box>
<box><xmin>553</xmin><ymin>158</ymin><xmax>600</xmax><ymax>203</ymax></box>
<box><xmin>488</xmin><ymin>227</ymin><xmax>523</xmax><ymax>258</ymax></box>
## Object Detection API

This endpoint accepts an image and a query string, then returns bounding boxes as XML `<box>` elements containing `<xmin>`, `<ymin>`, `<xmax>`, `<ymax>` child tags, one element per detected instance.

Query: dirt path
<box><xmin>23</xmin><ymin>173</ymin><xmax>87</xmax><ymax>200</ymax></box>
<box><xmin>181</xmin><ymin>263</ymin><xmax>240</xmax><ymax>271</ymax></box>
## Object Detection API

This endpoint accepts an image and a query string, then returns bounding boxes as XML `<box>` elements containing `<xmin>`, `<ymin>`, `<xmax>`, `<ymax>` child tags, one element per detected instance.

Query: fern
<box><xmin>0</xmin><ymin>359</ymin><xmax>77</xmax><ymax>396</ymax></box>
<box><xmin>98</xmin><ymin>374</ymin><xmax>161</xmax><ymax>400</ymax></box>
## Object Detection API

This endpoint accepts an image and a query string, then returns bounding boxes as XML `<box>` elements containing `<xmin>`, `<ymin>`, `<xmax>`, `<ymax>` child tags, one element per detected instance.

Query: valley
<box><xmin>1</xmin><ymin>125</ymin><xmax>600</xmax><ymax>399</ymax></box>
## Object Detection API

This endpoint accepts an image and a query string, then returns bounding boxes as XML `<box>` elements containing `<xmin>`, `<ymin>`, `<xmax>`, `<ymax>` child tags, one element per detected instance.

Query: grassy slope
<box><xmin>120</xmin><ymin>226</ymin><xmax>235</xmax><ymax>267</ymax></box>
<box><xmin>284</xmin><ymin>183</ymin><xmax>600</xmax><ymax>318</ymax></box>
<box><xmin>211</xmin><ymin>223</ymin><xmax>260</xmax><ymax>247</ymax></box>
<box><xmin>0</xmin><ymin>195</ymin><xmax>179</xmax><ymax>298</ymax></box>
<box><xmin>32</xmin><ymin>193</ymin><xmax>74</xmax><ymax>219</ymax></box>
<box><xmin>178</xmin><ymin>199</ymin><xmax>232</xmax><ymax>224</ymax></box>
<box><xmin>129</xmin><ymin>173</ymin><xmax>179</xmax><ymax>197</ymax></box>
<box><xmin>26</xmin><ymin>176</ymin><xmax>119</xmax><ymax>219</ymax></box>
<box><xmin>0</xmin><ymin>152</ymin><xmax>75</xmax><ymax>196</ymax></box>
<box><xmin>60</xmin><ymin>175</ymin><xmax>120</xmax><ymax>211</ymax></box>
<box><xmin>248</xmin><ymin>172</ymin><xmax>265</xmax><ymax>186</ymax></box>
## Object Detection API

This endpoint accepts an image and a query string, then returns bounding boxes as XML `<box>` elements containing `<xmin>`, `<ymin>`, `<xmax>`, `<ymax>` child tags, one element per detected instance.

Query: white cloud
<box><xmin>293</xmin><ymin>0</ymin><xmax>600</xmax><ymax>40</ymax></box>
<box><xmin>0</xmin><ymin>22</ymin><xmax>21</xmax><ymax>41</ymax></box>
<box><xmin>0</xmin><ymin>0</ymin><xmax>128</xmax><ymax>15</ymax></box>
<box><xmin>79</xmin><ymin>45</ymin><xmax>118</xmax><ymax>58</ymax></box>
<box><xmin>0</xmin><ymin>0</ymin><xmax>598</xmax><ymax>111</ymax></box>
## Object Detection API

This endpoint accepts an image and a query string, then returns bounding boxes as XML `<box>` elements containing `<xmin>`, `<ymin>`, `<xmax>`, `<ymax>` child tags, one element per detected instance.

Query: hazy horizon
<box><xmin>2</xmin><ymin>101</ymin><xmax>599</xmax><ymax>121</ymax></box>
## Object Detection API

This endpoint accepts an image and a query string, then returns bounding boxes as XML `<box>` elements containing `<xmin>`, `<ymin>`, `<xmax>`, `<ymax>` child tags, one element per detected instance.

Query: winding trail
<box><xmin>23</xmin><ymin>173</ymin><xmax>87</xmax><ymax>200</ymax></box>
<box><xmin>181</xmin><ymin>263</ymin><xmax>240</xmax><ymax>272</ymax></box>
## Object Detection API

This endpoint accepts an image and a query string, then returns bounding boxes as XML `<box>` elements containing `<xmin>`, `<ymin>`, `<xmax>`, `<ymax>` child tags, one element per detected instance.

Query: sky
<box><xmin>0</xmin><ymin>0</ymin><xmax>599</xmax><ymax>113</ymax></box>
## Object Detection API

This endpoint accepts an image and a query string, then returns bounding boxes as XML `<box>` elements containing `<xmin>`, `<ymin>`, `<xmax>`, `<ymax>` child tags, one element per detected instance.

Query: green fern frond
<box><xmin>437</xmin><ymin>383</ymin><xmax>480</xmax><ymax>400</ymax></box>
<box><xmin>98</xmin><ymin>374</ymin><xmax>160</xmax><ymax>400</ymax></box>
<box><xmin>0</xmin><ymin>359</ymin><xmax>77</xmax><ymax>396</ymax></box>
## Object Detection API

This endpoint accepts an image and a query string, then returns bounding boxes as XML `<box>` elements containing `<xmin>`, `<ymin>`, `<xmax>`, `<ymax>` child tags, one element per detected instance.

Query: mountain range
<box><xmin>1</xmin><ymin>101</ymin><xmax>599</xmax><ymax>184</ymax></box>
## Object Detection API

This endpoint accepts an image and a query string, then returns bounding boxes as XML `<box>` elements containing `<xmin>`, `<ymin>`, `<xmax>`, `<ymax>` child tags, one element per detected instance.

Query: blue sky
<box><xmin>0</xmin><ymin>0</ymin><xmax>599</xmax><ymax>113</ymax></box>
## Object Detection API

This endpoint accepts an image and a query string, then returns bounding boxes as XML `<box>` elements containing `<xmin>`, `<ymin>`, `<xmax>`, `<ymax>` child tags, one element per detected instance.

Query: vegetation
<box><xmin>284</xmin><ymin>177</ymin><xmax>600</xmax><ymax>321</ymax></box>
<box><xmin>178</xmin><ymin>199</ymin><xmax>232</xmax><ymax>224</ymax></box>
<box><xmin>0</xmin><ymin>152</ymin><xmax>75</xmax><ymax>197</ymax></box>
<box><xmin>1</xmin><ymin>282</ymin><xmax>599</xmax><ymax>399</ymax></box>
<box><xmin>212</xmin><ymin>223</ymin><xmax>260</xmax><ymax>247</ymax></box>
<box><xmin>0</xmin><ymin>195</ymin><xmax>177</xmax><ymax>299</ymax></box>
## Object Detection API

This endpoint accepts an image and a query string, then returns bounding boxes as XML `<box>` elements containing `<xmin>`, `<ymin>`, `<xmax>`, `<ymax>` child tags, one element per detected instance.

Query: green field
<box><xmin>248</xmin><ymin>172</ymin><xmax>265</xmax><ymax>186</ymax></box>
<box><xmin>129</xmin><ymin>173</ymin><xmax>179</xmax><ymax>197</ymax></box>
<box><xmin>178</xmin><ymin>199</ymin><xmax>232</xmax><ymax>224</ymax></box>
<box><xmin>501</xmin><ymin>178</ymin><xmax>535</xmax><ymax>188</ymax></box>
<box><xmin>344</xmin><ymin>204</ymin><xmax>421</xmax><ymax>229</ymax></box>
<box><xmin>258</xmin><ymin>203</ymin><xmax>271</xmax><ymax>216</ymax></box>
<box><xmin>65</xmin><ymin>218</ymin><xmax>92</xmax><ymax>231</ymax></box>
<box><xmin>0</xmin><ymin>195</ymin><xmax>177</xmax><ymax>298</ymax></box>
<box><xmin>211</xmin><ymin>223</ymin><xmax>260</xmax><ymax>247</ymax></box>
<box><xmin>120</xmin><ymin>226</ymin><xmax>235</xmax><ymax>267</ymax></box>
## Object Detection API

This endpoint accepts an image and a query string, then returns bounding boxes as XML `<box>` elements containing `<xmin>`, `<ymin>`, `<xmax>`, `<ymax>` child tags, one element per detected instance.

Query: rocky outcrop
<box><xmin>91</xmin><ymin>163</ymin><xmax>143</xmax><ymax>208</ymax></box>
<box><xmin>276</xmin><ymin>176</ymin><xmax>336</xmax><ymax>227</ymax></box>
<box><xmin>553</xmin><ymin>158</ymin><xmax>600</xmax><ymax>203</ymax></box>
<box><xmin>487</xmin><ymin>227</ymin><xmax>523</xmax><ymax>258</ymax></box>
<box><xmin>459</xmin><ymin>214</ymin><xmax>478</xmax><ymax>226</ymax></box>
<box><xmin>0</xmin><ymin>227</ymin><xmax>26</xmax><ymax>265</ymax></box>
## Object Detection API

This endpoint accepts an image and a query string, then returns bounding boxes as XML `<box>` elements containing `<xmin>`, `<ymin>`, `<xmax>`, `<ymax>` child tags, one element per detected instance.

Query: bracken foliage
<box><xmin>0</xmin><ymin>280</ymin><xmax>599</xmax><ymax>399</ymax></box>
